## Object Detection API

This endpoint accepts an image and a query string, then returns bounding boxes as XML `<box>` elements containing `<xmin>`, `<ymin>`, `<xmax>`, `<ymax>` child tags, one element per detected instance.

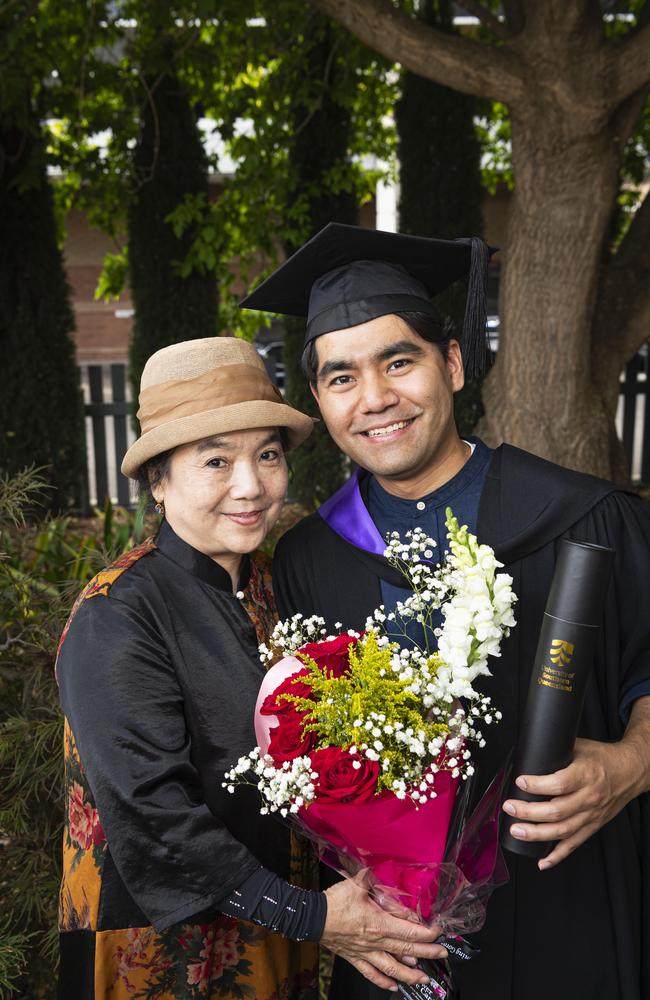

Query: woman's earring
<box><xmin>154</xmin><ymin>500</ymin><xmax>165</xmax><ymax>516</ymax></box>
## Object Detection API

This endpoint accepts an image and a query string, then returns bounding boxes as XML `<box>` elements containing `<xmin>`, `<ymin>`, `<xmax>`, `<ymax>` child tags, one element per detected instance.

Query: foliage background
<box><xmin>0</xmin><ymin>472</ymin><xmax>150</xmax><ymax>998</ymax></box>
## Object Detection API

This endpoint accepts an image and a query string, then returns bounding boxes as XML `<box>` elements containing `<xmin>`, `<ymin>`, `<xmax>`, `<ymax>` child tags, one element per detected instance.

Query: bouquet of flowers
<box><xmin>226</xmin><ymin>510</ymin><xmax>517</xmax><ymax>998</ymax></box>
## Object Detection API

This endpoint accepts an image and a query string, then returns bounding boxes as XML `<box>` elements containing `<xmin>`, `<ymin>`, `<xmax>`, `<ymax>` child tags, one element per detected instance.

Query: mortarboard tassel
<box><xmin>454</xmin><ymin>236</ymin><xmax>490</xmax><ymax>381</ymax></box>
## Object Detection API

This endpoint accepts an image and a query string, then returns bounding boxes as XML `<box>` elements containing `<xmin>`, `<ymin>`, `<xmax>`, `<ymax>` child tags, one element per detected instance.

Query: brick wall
<box><xmin>64</xmin><ymin>208</ymin><xmax>133</xmax><ymax>364</ymax></box>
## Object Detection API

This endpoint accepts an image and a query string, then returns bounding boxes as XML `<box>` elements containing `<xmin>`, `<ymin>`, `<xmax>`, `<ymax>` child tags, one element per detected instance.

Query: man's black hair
<box><xmin>301</xmin><ymin>310</ymin><xmax>452</xmax><ymax>386</ymax></box>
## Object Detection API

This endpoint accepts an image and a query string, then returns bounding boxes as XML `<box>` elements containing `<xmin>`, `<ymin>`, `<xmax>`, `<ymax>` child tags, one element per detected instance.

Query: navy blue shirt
<box><xmin>367</xmin><ymin>437</ymin><xmax>493</xmax><ymax>649</ymax></box>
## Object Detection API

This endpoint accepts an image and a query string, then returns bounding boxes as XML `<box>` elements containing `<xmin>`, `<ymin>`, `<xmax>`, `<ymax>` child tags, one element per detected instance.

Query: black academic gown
<box><xmin>273</xmin><ymin>444</ymin><xmax>650</xmax><ymax>1000</ymax></box>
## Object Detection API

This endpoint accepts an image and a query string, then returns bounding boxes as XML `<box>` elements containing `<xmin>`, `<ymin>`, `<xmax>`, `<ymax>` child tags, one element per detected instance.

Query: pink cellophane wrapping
<box><xmin>254</xmin><ymin>655</ymin><xmax>305</xmax><ymax>749</ymax></box>
<box><xmin>256</xmin><ymin>656</ymin><xmax>509</xmax><ymax>931</ymax></box>
<box><xmin>298</xmin><ymin>783</ymin><xmax>457</xmax><ymax>921</ymax></box>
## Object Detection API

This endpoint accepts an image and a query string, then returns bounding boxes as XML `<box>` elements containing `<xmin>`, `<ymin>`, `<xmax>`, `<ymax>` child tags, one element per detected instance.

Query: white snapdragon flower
<box><xmin>463</xmin><ymin>572</ymin><xmax>491</xmax><ymax>599</ymax></box>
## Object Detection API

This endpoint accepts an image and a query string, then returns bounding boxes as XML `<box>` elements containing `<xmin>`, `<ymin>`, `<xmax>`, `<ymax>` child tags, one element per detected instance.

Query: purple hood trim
<box><xmin>318</xmin><ymin>469</ymin><xmax>386</xmax><ymax>556</ymax></box>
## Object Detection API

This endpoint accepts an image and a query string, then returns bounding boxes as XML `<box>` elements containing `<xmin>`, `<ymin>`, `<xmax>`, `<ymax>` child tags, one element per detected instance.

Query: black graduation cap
<box><xmin>239</xmin><ymin>222</ymin><xmax>495</xmax><ymax>379</ymax></box>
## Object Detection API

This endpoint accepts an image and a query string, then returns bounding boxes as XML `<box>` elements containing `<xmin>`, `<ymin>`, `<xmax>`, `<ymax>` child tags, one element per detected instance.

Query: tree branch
<box><xmin>610</xmin><ymin>20</ymin><xmax>650</xmax><ymax>105</ymax></box>
<box><xmin>457</xmin><ymin>1</ymin><xmax>510</xmax><ymax>41</ymax></box>
<box><xmin>307</xmin><ymin>0</ymin><xmax>526</xmax><ymax>105</ymax></box>
<box><xmin>594</xmin><ymin>192</ymin><xmax>650</xmax><ymax>365</ymax></box>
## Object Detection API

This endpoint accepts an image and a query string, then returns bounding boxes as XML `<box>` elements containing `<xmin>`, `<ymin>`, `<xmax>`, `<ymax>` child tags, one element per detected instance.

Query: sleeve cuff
<box><xmin>619</xmin><ymin>682</ymin><xmax>650</xmax><ymax>725</ymax></box>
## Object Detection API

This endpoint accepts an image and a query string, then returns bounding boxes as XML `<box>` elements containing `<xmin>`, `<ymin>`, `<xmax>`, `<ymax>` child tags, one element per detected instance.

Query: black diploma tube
<box><xmin>502</xmin><ymin>539</ymin><xmax>614</xmax><ymax>858</ymax></box>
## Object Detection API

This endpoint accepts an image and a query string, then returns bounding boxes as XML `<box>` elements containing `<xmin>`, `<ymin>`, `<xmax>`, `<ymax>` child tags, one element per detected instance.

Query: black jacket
<box><xmin>57</xmin><ymin>520</ymin><xmax>289</xmax><ymax>934</ymax></box>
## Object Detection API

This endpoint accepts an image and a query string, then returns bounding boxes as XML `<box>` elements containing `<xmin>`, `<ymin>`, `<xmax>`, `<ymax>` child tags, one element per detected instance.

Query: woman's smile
<box><xmin>224</xmin><ymin>509</ymin><xmax>266</xmax><ymax>526</ymax></box>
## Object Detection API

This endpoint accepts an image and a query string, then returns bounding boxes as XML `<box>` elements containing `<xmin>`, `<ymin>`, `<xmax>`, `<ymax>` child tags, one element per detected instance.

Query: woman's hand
<box><xmin>322</xmin><ymin>878</ymin><xmax>447</xmax><ymax>992</ymax></box>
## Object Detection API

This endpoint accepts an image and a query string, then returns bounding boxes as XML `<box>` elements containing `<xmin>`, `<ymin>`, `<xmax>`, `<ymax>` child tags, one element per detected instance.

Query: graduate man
<box><xmin>241</xmin><ymin>224</ymin><xmax>650</xmax><ymax>1000</ymax></box>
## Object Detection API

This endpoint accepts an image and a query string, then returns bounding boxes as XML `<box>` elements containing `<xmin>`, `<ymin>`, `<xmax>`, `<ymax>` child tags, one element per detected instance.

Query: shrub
<box><xmin>0</xmin><ymin>471</ymin><xmax>150</xmax><ymax>998</ymax></box>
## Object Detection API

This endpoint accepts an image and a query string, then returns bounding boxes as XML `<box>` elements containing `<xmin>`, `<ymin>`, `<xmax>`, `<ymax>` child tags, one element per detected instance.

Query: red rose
<box><xmin>268</xmin><ymin>712</ymin><xmax>317</xmax><ymax>763</ymax></box>
<box><xmin>260</xmin><ymin>668</ymin><xmax>313</xmax><ymax>717</ymax></box>
<box><xmin>299</xmin><ymin>633</ymin><xmax>360</xmax><ymax>677</ymax></box>
<box><xmin>311</xmin><ymin>746</ymin><xmax>379</xmax><ymax>803</ymax></box>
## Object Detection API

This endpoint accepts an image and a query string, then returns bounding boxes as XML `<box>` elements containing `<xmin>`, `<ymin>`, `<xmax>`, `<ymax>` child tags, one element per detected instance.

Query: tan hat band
<box><xmin>137</xmin><ymin>364</ymin><xmax>285</xmax><ymax>435</ymax></box>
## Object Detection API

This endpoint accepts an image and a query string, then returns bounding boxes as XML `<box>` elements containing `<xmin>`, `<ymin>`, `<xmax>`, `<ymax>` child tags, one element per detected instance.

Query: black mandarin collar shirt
<box><xmin>155</xmin><ymin>518</ymin><xmax>251</xmax><ymax>594</ymax></box>
<box><xmin>57</xmin><ymin>520</ymin><xmax>287</xmax><ymax>933</ymax></box>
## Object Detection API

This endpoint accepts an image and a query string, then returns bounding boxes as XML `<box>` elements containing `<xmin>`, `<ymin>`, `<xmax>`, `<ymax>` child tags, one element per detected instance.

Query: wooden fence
<box><xmin>80</xmin><ymin>349</ymin><xmax>650</xmax><ymax>511</ymax></box>
<box><xmin>80</xmin><ymin>364</ymin><xmax>138</xmax><ymax>510</ymax></box>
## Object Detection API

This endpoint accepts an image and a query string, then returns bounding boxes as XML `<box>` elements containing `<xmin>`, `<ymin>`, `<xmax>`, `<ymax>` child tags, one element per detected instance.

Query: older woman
<box><xmin>56</xmin><ymin>337</ymin><xmax>444</xmax><ymax>1000</ymax></box>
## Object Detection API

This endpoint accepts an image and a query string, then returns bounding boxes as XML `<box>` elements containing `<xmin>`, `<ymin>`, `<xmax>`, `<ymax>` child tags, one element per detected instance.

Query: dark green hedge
<box><xmin>0</xmin><ymin>122</ymin><xmax>86</xmax><ymax>512</ymax></box>
<box><xmin>128</xmin><ymin>70</ymin><xmax>218</xmax><ymax>402</ymax></box>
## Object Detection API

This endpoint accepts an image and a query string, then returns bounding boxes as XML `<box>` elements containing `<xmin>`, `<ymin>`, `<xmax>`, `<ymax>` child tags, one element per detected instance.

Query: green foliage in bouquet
<box><xmin>287</xmin><ymin>632</ymin><xmax>450</xmax><ymax>795</ymax></box>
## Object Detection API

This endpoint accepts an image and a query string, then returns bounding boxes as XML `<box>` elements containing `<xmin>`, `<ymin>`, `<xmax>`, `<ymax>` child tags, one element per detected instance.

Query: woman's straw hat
<box><xmin>121</xmin><ymin>337</ymin><xmax>314</xmax><ymax>480</ymax></box>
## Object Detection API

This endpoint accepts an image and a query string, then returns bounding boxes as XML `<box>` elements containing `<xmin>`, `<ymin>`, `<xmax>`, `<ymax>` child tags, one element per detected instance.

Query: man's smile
<box><xmin>361</xmin><ymin>417</ymin><xmax>416</xmax><ymax>439</ymax></box>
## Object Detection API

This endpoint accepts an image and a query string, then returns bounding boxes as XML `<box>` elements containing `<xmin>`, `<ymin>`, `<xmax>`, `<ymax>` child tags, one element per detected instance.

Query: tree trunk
<box><xmin>478</xmin><ymin>103</ymin><xmax>622</xmax><ymax>478</ymax></box>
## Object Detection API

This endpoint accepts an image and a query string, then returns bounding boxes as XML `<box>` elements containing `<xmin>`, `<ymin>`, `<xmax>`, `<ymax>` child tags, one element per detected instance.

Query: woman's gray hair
<box><xmin>137</xmin><ymin>450</ymin><xmax>174</xmax><ymax>508</ymax></box>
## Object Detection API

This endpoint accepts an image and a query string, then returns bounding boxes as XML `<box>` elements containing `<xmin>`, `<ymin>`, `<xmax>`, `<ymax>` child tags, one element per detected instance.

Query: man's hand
<box><xmin>322</xmin><ymin>878</ymin><xmax>447</xmax><ymax>992</ymax></box>
<box><xmin>503</xmin><ymin>697</ymin><xmax>650</xmax><ymax>870</ymax></box>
